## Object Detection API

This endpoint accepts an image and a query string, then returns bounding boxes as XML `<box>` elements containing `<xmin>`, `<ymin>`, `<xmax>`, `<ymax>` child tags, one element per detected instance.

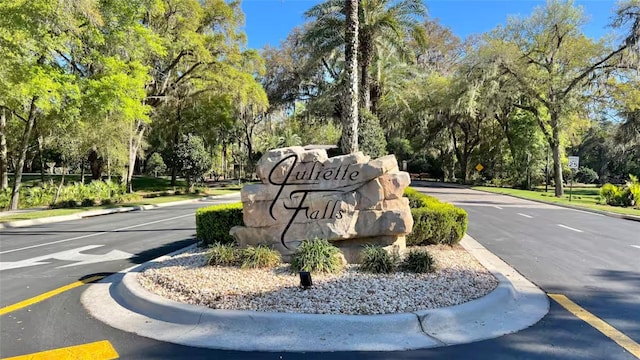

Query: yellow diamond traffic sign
<box><xmin>475</xmin><ymin>163</ymin><xmax>484</xmax><ymax>172</ymax></box>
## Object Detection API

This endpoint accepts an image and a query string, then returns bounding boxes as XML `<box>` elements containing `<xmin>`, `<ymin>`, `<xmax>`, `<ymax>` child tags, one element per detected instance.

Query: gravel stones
<box><xmin>138</xmin><ymin>245</ymin><xmax>498</xmax><ymax>315</ymax></box>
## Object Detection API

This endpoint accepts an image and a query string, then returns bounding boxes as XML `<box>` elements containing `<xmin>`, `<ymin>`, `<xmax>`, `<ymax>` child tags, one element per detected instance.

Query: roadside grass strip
<box><xmin>549</xmin><ymin>294</ymin><xmax>640</xmax><ymax>359</ymax></box>
<box><xmin>1</xmin><ymin>340</ymin><xmax>118</xmax><ymax>360</ymax></box>
<box><xmin>0</xmin><ymin>275</ymin><xmax>105</xmax><ymax>316</ymax></box>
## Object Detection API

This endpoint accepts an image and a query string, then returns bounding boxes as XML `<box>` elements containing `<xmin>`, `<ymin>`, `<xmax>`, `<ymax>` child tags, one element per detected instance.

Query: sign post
<box><xmin>568</xmin><ymin>156</ymin><xmax>579</xmax><ymax>202</ymax></box>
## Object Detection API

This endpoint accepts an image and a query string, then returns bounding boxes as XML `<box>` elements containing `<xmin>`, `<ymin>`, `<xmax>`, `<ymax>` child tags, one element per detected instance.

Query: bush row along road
<box><xmin>0</xmin><ymin>187</ymin><xmax>638</xmax><ymax>359</ymax></box>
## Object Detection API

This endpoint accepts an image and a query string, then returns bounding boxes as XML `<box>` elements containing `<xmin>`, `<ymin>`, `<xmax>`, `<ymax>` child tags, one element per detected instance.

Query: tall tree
<box><xmin>343</xmin><ymin>0</ymin><xmax>359</xmax><ymax>153</ymax></box>
<box><xmin>304</xmin><ymin>0</ymin><xmax>426</xmax><ymax>113</ymax></box>
<box><xmin>0</xmin><ymin>0</ymin><xmax>87</xmax><ymax>209</ymax></box>
<box><xmin>488</xmin><ymin>0</ymin><xmax>639</xmax><ymax>196</ymax></box>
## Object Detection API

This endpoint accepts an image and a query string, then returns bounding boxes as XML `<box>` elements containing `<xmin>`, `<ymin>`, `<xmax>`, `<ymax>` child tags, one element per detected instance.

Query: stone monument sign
<box><xmin>230</xmin><ymin>146</ymin><xmax>413</xmax><ymax>263</ymax></box>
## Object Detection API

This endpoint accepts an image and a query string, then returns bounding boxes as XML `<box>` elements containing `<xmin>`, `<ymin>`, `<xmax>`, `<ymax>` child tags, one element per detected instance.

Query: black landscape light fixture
<box><xmin>299</xmin><ymin>271</ymin><xmax>313</xmax><ymax>289</ymax></box>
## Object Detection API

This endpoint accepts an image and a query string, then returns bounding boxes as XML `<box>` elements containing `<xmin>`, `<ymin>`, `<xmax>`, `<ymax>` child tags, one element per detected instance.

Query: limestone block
<box><xmin>355</xmin><ymin>178</ymin><xmax>384</xmax><ymax>210</ymax></box>
<box><xmin>379</xmin><ymin>172</ymin><xmax>411</xmax><ymax>200</ymax></box>
<box><xmin>334</xmin><ymin>235</ymin><xmax>406</xmax><ymax>263</ymax></box>
<box><xmin>382</xmin><ymin>197</ymin><xmax>410</xmax><ymax>211</ymax></box>
<box><xmin>231</xmin><ymin>147</ymin><xmax>413</xmax><ymax>264</ymax></box>
<box><xmin>351</xmin><ymin>209</ymin><xmax>413</xmax><ymax>238</ymax></box>
<box><xmin>369</xmin><ymin>155</ymin><xmax>400</xmax><ymax>174</ymax></box>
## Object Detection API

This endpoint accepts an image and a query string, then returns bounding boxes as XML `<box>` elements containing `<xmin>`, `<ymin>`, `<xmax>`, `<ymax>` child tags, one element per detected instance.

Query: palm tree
<box><xmin>304</xmin><ymin>0</ymin><xmax>426</xmax><ymax>112</ymax></box>
<box><xmin>343</xmin><ymin>0</ymin><xmax>359</xmax><ymax>153</ymax></box>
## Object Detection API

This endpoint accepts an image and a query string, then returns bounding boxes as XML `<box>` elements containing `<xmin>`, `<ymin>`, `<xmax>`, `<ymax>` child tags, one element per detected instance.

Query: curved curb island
<box><xmin>81</xmin><ymin>235</ymin><xmax>549</xmax><ymax>352</ymax></box>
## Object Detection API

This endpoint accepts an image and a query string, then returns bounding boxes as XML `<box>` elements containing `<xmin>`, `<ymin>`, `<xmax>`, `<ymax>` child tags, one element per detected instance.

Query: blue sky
<box><xmin>240</xmin><ymin>0</ymin><xmax>621</xmax><ymax>50</ymax></box>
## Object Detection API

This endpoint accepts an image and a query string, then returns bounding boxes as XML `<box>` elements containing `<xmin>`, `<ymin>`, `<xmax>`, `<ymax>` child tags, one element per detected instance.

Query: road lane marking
<box><xmin>493</xmin><ymin>206</ymin><xmax>503</xmax><ymax>209</ymax></box>
<box><xmin>1</xmin><ymin>340</ymin><xmax>118</xmax><ymax>359</ymax></box>
<box><xmin>632</xmin><ymin>245</ymin><xmax>640</xmax><ymax>250</ymax></box>
<box><xmin>557</xmin><ymin>224</ymin><xmax>583</xmax><ymax>233</ymax></box>
<box><xmin>0</xmin><ymin>245</ymin><xmax>132</xmax><ymax>271</ymax></box>
<box><xmin>569</xmin><ymin>208</ymin><xmax>605</xmax><ymax>217</ymax></box>
<box><xmin>0</xmin><ymin>275</ymin><xmax>105</xmax><ymax>316</ymax></box>
<box><xmin>549</xmin><ymin>294</ymin><xmax>640</xmax><ymax>358</ymax></box>
<box><xmin>0</xmin><ymin>213</ymin><xmax>193</xmax><ymax>255</ymax></box>
<box><xmin>518</xmin><ymin>213</ymin><xmax>533</xmax><ymax>218</ymax></box>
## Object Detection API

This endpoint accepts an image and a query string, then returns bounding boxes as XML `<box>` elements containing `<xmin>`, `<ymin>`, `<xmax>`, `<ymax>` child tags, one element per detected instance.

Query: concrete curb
<box><xmin>472</xmin><ymin>188</ymin><xmax>640</xmax><ymax>222</ymax></box>
<box><xmin>81</xmin><ymin>234</ymin><xmax>549</xmax><ymax>352</ymax></box>
<box><xmin>0</xmin><ymin>192</ymin><xmax>241</xmax><ymax>230</ymax></box>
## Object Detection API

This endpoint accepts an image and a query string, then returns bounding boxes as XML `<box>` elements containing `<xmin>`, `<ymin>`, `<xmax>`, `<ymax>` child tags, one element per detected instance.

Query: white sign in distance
<box><xmin>568</xmin><ymin>156</ymin><xmax>580</xmax><ymax>170</ymax></box>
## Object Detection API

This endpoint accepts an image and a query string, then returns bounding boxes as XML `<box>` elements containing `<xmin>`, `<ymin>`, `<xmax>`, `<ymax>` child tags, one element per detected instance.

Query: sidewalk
<box><xmin>81</xmin><ymin>234</ymin><xmax>549</xmax><ymax>352</ymax></box>
<box><xmin>0</xmin><ymin>192</ymin><xmax>241</xmax><ymax>230</ymax></box>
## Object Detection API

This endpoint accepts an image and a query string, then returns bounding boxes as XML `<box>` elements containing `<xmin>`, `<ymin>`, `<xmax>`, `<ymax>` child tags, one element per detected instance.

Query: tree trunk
<box><xmin>53</xmin><ymin>162</ymin><xmax>66</xmax><ymax>205</ymax></box>
<box><xmin>10</xmin><ymin>98</ymin><xmax>37</xmax><ymax>210</ymax></box>
<box><xmin>107</xmin><ymin>156</ymin><xmax>111</xmax><ymax>182</ymax></box>
<box><xmin>0</xmin><ymin>107</ymin><xmax>8</xmax><ymax>190</ymax></box>
<box><xmin>126</xmin><ymin>121</ymin><xmax>145</xmax><ymax>193</ymax></box>
<box><xmin>80</xmin><ymin>159</ymin><xmax>85</xmax><ymax>183</ymax></box>
<box><xmin>37</xmin><ymin>135</ymin><xmax>45</xmax><ymax>183</ymax></box>
<box><xmin>222</xmin><ymin>142</ymin><xmax>227</xmax><ymax>179</ymax></box>
<box><xmin>341</xmin><ymin>0</ymin><xmax>359</xmax><ymax>154</ymax></box>
<box><xmin>552</xmin><ymin>130</ymin><xmax>563</xmax><ymax>197</ymax></box>
<box><xmin>359</xmin><ymin>34</ymin><xmax>373</xmax><ymax>112</ymax></box>
<box><xmin>170</xmin><ymin>126</ymin><xmax>179</xmax><ymax>186</ymax></box>
<box><xmin>88</xmin><ymin>149</ymin><xmax>103</xmax><ymax>180</ymax></box>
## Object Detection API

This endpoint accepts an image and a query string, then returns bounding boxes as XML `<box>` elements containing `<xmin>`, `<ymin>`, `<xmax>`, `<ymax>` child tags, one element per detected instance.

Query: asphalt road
<box><xmin>0</xmin><ymin>187</ymin><xmax>638</xmax><ymax>359</ymax></box>
<box><xmin>419</xmin><ymin>185</ymin><xmax>640</xmax><ymax>344</ymax></box>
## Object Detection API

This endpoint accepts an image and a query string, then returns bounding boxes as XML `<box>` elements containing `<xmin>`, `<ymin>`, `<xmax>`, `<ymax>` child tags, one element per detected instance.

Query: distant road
<box><xmin>0</xmin><ymin>195</ymin><xmax>240</xmax><ymax>358</ymax></box>
<box><xmin>1</xmin><ymin>187</ymin><xmax>639</xmax><ymax>359</ymax></box>
<box><xmin>419</xmin><ymin>185</ymin><xmax>640</xmax><ymax>344</ymax></box>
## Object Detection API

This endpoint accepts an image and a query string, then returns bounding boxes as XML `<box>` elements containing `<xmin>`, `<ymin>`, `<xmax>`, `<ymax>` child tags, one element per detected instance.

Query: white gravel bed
<box><xmin>138</xmin><ymin>245</ymin><xmax>498</xmax><ymax>315</ymax></box>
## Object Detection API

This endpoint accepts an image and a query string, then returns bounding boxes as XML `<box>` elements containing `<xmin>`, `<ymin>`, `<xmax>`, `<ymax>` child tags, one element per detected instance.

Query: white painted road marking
<box><xmin>569</xmin><ymin>208</ymin><xmax>604</xmax><ymax>217</ymax></box>
<box><xmin>632</xmin><ymin>245</ymin><xmax>640</xmax><ymax>250</ymax></box>
<box><xmin>518</xmin><ymin>213</ymin><xmax>533</xmax><ymax>218</ymax></box>
<box><xmin>0</xmin><ymin>213</ymin><xmax>193</xmax><ymax>255</ymax></box>
<box><xmin>558</xmin><ymin>224</ymin><xmax>584</xmax><ymax>233</ymax></box>
<box><xmin>494</xmin><ymin>206</ymin><xmax>503</xmax><ymax>209</ymax></box>
<box><xmin>0</xmin><ymin>245</ymin><xmax>133</xmax><ymax>271</ymax></box>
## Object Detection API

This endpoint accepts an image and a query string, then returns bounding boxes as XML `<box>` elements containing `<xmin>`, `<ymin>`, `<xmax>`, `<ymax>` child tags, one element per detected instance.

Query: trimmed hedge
<box><xmin>196</xmin><ymin>202</ymin><xmax>244</xmax><ymax>245</ymax></box>
<box><xmin>404</xmin><ymin>188</ymin><xmax>468</xmax><ymax>246</ymax></box>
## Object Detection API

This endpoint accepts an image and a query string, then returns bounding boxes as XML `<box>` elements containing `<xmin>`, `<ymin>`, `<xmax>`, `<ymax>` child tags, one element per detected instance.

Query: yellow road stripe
<box><xmin>549</xmin><ymin>293</ymin><xmax>640</xmax><ymax>358</ymax></box>
<box><xmin>1</xmin><ymin>340</ymin><xmax>118</xmax><ymax>360</ymax></box>
<box><xmin>0</xmin><ymin>275</ymin><xmax>104</xmax><ymax>316</ymax></box>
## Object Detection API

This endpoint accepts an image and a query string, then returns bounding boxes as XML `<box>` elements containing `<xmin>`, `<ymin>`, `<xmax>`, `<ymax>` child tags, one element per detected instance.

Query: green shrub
<box><xmin>600</xmin><ymin>183</ymin><xmax>633</xmax><ymax>207</ymax></box>
<box><xmin>628</xmin><ymin>175</ymin><xmax>640</xmax><ymax>208</ymax></box>
<box><xmin>404</xmin><ymin>187</ymin><xmax>438</xmax><ymax>208</ymax></box>
<box><xmin>146</xmin><ymin>152</ymin><xmax>167</xmax><ymax>177</ymax></box>
<box><xmin>196</xmin><ymin>202</ymin><xmax>244</xmax><ymax>245</ymax></box>
<box><xmin>240</xmin><ymin>245</ymin><xmax>282</xmax><ymax>269</ymax></box>
<box><xmin>358</xmin><ymin>110</ymin><xmax>387</xmax><ymax>159</ymax></box>
<box><xmin>290</xmin><ymin>239</ymin><xmax>344</xmax><ymax>274</ymax></box>
<box><xmin>359</xmin><ymin>245</ymin><xmax>398</xmax><ymax>274</ymax></box>
<box><xmin>404</xmin><ymin>188</ymin><xmax>468</xmax><ymax>246</ymax></box>
<box><xmin>402</xmin><ymin>249</ymin><xmax>435</xmax><ymax>273</ymax></box>
<box><xmin>575</xmin><ymin>167</ymin><xmax>599</xmax><ymax>184</ymax></box>
<box><xmin>81</xmin><ymin>198</ymin><xmax>95</xmax><ymax>207</ymax></box>
<box><xmin>207</xmin><ymin>243</ymin><xmax>240</xmax><ymax>266</ymax></box>
<box><xmin>115</xmin><ymin>193</ymin><xmax>143</xmax><ymax>203</ymax></box>
<box><xmin>0</xmin><ymin>188</ymin><xmax>10</xmax><ymax>209</ymax></box>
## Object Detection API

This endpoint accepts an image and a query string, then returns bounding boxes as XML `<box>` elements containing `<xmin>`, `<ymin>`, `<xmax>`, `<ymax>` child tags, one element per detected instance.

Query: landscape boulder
<box><xmin>230</xmin><ymin>146</ymin><xmax>413</xmax><ymax>263</ymax></box>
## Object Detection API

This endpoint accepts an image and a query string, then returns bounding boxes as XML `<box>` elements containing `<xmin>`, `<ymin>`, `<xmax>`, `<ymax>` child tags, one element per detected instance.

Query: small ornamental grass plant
<box><xmin>359</xmin><ymin>245</ymin><xmax>399</xmax><ymax>274</ymax></box>
<box><xmin>207</xmin><ymin>243</ymin><xmax>282</xmax><ymax>269</ymax></box>
<box><xmin>207</xmin><ymin>243</ymin><xmax>240</xmax><ymax>266</ymax></box>
<box><xmin>402</xmin><ymin>249</ymin><xmax>436</xmax><ymax>273</ymax></box>
<box><xmin>240</xmin><ymin>245</ymin><xmax>282</xmax><ymax>269</ymax></box>
<box><xmin>290</xmin><ymin>239</ymin><xmax>344</xmax><ymax>274</ymax></box>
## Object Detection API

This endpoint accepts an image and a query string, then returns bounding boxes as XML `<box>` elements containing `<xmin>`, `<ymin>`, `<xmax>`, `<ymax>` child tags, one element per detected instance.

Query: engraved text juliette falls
<box><xmin>267</xmin><ymin>154</ymin><xmax>360</xmax><ymax>248</ymax></box>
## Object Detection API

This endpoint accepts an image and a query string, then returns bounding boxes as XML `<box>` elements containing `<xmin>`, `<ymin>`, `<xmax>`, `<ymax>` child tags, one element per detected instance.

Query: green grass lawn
<box><xmin>0</xmin><ymin>189</ymin><xmax>238</xmax><ymax>223</ymax></box>
<box><xmin>12</xmin><ymin>174</ymin><xmax>188</xmax><ymax>191</ymax></box>
<box><xmin>473</xmin><ymin>186</ymin><xmax>640</xmax><ymax>217</ymax></box>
